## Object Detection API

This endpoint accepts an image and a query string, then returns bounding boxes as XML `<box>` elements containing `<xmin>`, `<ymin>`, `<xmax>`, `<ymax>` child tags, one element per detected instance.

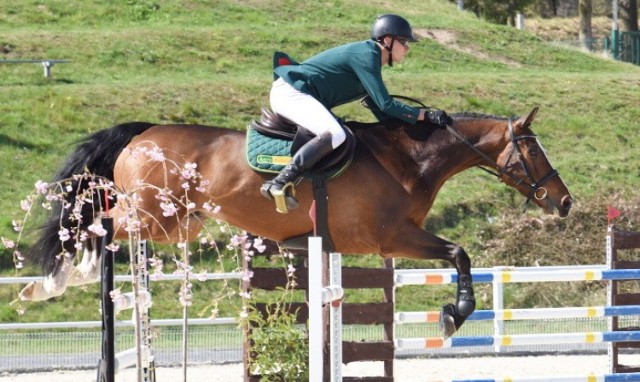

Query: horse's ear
<box><xmin>515</xmin><ymin>106</ymin><xmax>539</xmax><ymax>131</ymax></box>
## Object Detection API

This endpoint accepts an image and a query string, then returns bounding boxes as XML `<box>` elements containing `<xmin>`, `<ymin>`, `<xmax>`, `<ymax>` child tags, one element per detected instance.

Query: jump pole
<box><xmin>97</xmin><ymin>217</ymin><xmax>115</xmax><ymax>382</ymax></box>
<box><xmin>308</xmin><ymin>236</ymin><xmax>343</xmax><ymax>382</ymax></box>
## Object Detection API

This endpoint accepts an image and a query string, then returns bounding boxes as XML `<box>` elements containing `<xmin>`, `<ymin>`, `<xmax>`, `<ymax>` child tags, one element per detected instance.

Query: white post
<box><xmin>308</xmin><ymin>237</ymin><xmax>343</xmax><ymax>382</ymax></box>
<box><xmin>493</xmin><ymin>266</ymin><xmax>505</xmax><ymax>352</ymax></box>
<box><xmin>329</xmin><ymin>251</ymin><xmax>342</xmax><ymax>382</ymax></box>
<box><xmin>606</xmin><ymin>226</ymin><xmax>614</xmax><ymax>373</ymax></box>
<box><xmin>457</xmin><ymin>0</ymin><xmax>464</xmax><ymax>11</ymax></box>
<box><xmin>308</xmin><ymin>236</ymin><xmax>324</xmax><ymax>382</ymax></box>
<box><xmin>516</xmin><ymin>13</ymin><xmax>525</xmax><ymax>30</ymax></box>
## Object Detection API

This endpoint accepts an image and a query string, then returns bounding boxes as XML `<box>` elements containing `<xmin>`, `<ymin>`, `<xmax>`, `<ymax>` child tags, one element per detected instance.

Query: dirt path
<box><xmin>1</xmin><ymin>354</ymin><xmax>614</xmax><ymax>382</ymax></box>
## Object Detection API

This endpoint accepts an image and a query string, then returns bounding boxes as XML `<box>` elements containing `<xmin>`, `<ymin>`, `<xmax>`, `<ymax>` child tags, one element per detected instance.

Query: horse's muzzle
<box><xmin>558</xmin><ymin>195</ymin><xmax>573</xmax><ymax>218</ymax></box>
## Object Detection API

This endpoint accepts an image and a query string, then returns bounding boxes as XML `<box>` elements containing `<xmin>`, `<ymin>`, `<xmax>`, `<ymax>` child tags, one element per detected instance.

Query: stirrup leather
<box><xmin>270</xmin><ymin>181</ymin><xmax>297</xmax><ymax>214</ymax></box>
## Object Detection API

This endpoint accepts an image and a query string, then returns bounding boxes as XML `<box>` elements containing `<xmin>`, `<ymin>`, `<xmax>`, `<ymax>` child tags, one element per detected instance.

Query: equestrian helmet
<box><xmin>371</xmin><ymin>14</ymin><xmax>418</xmax><ymax>42</ymax></box>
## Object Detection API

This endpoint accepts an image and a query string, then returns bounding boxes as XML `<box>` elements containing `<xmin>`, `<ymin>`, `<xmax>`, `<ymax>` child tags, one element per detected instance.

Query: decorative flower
<box><xmin>58</xmin><ymin>228</ymin><xmax>71</xmax><ymax>242</ymax></box>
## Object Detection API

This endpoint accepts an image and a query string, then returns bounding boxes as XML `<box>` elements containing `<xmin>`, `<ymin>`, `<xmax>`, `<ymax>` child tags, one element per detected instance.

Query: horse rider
<box><xmin>260</xmin><ymin>13</ymin><xmax>453</xmax><ymax>212</ymax></box>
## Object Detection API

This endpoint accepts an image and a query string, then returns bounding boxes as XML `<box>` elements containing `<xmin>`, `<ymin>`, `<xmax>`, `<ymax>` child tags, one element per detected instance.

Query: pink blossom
<box><xmin>160</xmin><ymin>200</ymin><xmax>178</xmax><ymax>217</ymax></box>
<box><xmin>241</xmin><ymin>269</ymin><xmax>254</xmax><ymax>282</ymax></box>
<box><xmin>252</xmin><ymin>237</ymin><xmax>266</xmax><ymax>253</ymax></box>
<box><xmin>12</xmin><ymin>220</ymin><xmax>22</xmax><ymax>233</ymax></box>
<box><xmin>88</xmin><ymin>223</ymin><xmax>107</xmax><ymax>236</ymax></box>
<box><xmin>146</xmin><ymin>146</ymin><xmax>165</xmax><ymax>162</ymax></box>
<box><xmin>34</xmin><ymin>180</ymin><xmax>49</xmax><ymax>194</ymax></box>
<box><xmin>20</xmin><ymin>199</ymin><xmax>32</xmax><ymax>211</ymax></box>
<box><xmin>1</xmin><ymin>237</ymin><xmax>15</xmax><ymax>249</ymax></box>
<box><xmin>106</xmin><ymin>243</ymin><xmax>120</xmax><ymax>252</ymax></box>
<box><xmin>58</xmin><ymin>228</ymin><xmax>70</xmax><ymax>242</ymax></box>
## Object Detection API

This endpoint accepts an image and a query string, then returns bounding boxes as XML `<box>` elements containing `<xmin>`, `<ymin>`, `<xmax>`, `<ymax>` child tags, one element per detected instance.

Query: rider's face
<box><xmin>386</xmin><ymin>36</ymin><xmax>410</xmax><ymax>64</ymax></box>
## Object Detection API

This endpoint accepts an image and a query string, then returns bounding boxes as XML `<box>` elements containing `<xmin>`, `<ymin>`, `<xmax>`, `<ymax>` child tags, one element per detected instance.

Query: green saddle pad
<box><xmin>246</xmin><ymin>126</ymin><xmax>292</xmax><ymax>174</ymax></box>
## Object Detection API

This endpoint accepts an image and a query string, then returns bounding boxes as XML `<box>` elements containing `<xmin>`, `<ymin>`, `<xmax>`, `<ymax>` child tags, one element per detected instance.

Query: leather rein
<box><xmin>444</xmin><ymin>120</ymin><xmax>559</xmax><ymax>205</ymax></box>
<box><xmin>375</xmin><ymin>95</ymin><xmax>559</xmax><ymax>206</ymax></box>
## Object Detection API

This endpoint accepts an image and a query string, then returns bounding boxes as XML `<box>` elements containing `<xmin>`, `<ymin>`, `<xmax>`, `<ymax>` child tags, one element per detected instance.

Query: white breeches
<box><xmin>270</xmin><ymin>78</ymin><xmax>346</xmax><ymax>149</ymax></box>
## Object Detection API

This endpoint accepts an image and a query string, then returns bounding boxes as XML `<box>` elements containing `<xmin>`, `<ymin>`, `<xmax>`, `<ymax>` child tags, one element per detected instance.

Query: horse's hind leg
<box><xmin>19</xmin><ymin>239</ymin><xmax>102</xmax><ymax>301</ymax></box>
<box><xmin>66</xmin><ymin>238</ymin><xmax>101</xmax><ymax>287</ymax></box>
<box><xmin>19</xmin><ymin>255</ymin><xmax>76</xmax><ymax>301</ymax></box>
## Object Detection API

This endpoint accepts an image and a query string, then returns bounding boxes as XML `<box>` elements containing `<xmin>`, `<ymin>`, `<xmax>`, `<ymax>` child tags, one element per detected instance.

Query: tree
<box><xmin>452</xmin><ymin>0</ymin><xmax>536</xmax><ymax>24</ymax></box>
<box><xmin>579</xmin><ymin>0</ymin><xmax>593</xmax><ymax>50</ymax></box>
<box><xmin>619</xmin><ymin>0</ymin><xmax>639</xmax><ymax>32</ymax></box>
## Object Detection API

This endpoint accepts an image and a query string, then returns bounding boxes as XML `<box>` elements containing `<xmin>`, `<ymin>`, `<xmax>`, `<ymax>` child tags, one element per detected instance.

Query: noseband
<box><xmin>445</xmin><ymin>118</ymin><xmax>559</xmax><ymax>205</ymax></box>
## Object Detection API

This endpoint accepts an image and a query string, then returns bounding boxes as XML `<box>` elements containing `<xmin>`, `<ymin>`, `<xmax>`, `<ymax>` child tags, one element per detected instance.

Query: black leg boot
<box><xmin>260</xmin><ymin>132</ymin><xmax>334</xmax><ymax>213</ymax></box>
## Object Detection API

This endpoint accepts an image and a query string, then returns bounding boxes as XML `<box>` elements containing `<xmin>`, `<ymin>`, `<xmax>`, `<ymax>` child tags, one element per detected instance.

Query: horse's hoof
<box><xmin>456</xmin><ymin>298</ymin><xmax>476</xmax><ymax>317</ymax></box>
<box><xmin>18</xmin><ymin>282</ymin><xmax>35</xmax><ymax>301</ymax></box>
<box><xmin>440</xmin><ymin>304</ymin><xmax>457</xmax><ymax>338</ymax></box>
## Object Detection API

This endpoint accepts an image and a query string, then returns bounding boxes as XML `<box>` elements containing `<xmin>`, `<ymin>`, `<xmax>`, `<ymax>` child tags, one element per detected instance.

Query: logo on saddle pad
<box><xmin>256</xmin><ymin>154</ymin><xmax>291</xmax><ymax>167</ymax></box>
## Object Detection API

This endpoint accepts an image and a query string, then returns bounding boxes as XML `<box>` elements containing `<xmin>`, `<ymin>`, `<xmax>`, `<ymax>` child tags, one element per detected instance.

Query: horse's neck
<box><xmin>356</xmin><ymin>126</ymin><xmax>425</xmax><ymax>192</ymax></box>
<box><xmin>359</xmin><ymin>119</ymin><xmax>506</xmax><ymax>192</ymax></box>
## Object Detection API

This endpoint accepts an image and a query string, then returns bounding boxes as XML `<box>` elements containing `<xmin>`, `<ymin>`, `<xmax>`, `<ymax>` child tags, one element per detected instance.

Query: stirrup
<box><xmin>270</xmin><ymin>182</ymin><xmax>298</xmax><ymax>214</ymax></box>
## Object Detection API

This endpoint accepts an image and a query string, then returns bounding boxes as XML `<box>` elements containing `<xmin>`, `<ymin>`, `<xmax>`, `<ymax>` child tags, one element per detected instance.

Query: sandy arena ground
<box><xmin>0</xmin><ymin>354</ymin><xmax>622</xmax><ymax>382</ymax></box>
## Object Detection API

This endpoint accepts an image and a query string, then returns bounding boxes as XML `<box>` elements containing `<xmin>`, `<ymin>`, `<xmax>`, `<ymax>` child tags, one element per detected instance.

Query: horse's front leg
<box><xmin>381</xmin><ymin>227</ymin><xmax>475</xmax><ymax>338</ymax></box>
<box><xmin>440</xmin><ymin>243</ymin><xmax>476</xmax><ymax>338</ymax></box>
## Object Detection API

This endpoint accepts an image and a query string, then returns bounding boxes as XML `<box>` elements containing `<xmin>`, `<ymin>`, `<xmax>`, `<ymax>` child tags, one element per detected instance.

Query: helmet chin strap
<box><xmin>383</xmin><ymin>38</ymin><xmax>395</xmax><ymax>67</ymax></box>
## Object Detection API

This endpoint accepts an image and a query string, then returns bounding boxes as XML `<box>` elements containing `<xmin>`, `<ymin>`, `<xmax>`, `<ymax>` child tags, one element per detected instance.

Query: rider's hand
<box><xmin>426</xmin><ymin>110</ymin><xmax>453</xmax><ymax>128</ymax></box>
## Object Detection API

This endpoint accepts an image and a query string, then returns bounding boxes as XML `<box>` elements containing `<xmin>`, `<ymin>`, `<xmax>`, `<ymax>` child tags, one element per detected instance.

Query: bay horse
<box><xmin>19</xmin><ymin>106</ymin><xmax>572</xmax><ymax>337</ymax></box>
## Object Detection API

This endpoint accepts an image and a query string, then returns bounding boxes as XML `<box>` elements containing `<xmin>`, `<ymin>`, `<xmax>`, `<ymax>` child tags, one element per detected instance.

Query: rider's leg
<box><xmin>260</xmin><ymin>78</ymin><xmax>346</xmax><ymax>210</ymax></box>
<box><xmin>260</xmin><ymin>131</ymin><xmax>334</xmax><ymax>209</ymax></box>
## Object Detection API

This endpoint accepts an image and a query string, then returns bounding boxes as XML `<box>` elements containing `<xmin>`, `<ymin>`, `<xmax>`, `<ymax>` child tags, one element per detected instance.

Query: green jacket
<box><xmin>274</xmin><ymin>40</ymin><xmax>420</xmax><ymax>124</ymax></box>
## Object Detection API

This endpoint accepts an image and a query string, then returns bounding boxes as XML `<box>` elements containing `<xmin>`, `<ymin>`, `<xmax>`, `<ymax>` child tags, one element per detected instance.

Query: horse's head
<box><xmin>495</xmin><ymin>107</ymin><xmax>573</xmax><ymax>218</ymax></box>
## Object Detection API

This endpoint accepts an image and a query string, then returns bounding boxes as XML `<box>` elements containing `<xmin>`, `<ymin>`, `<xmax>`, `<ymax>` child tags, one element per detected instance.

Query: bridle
<box><xmin>445</xmin><ymin>118</ymin><xmax>559</xmax><ymax>205</ymax></box>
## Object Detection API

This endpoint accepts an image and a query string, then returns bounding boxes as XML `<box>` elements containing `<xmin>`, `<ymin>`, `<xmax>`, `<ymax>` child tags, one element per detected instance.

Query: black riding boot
<box><xmin>260</xmin><ymin>132</ymin><xmax>334</xmax><ymax>213</ymax></box>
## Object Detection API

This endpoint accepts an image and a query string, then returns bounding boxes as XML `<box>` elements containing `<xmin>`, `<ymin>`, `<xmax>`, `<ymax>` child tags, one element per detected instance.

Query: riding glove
<box><xmin>426</xmin><ymin>110</ymin><xmax>453</xmax><ymax>128</ymax></box>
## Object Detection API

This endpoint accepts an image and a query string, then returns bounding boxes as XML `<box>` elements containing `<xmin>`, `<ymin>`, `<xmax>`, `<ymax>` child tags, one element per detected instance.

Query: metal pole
<box><xmin>457</xmin><ymin>0</ymin><xmax>464</xmax><ymax>11</ymax></box>
<box><xmin>97</xmin><ymin>218</ymin><xmax>115</xmax><ymax>382</ymax></box>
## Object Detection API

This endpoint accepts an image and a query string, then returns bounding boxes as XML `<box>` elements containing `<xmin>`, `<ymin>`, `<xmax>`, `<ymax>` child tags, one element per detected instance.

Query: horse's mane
<box><xmin>346</xmin><ymin>113</ymin><xmax>513</xmax><ymax>143</ymax></box>
<box><xmin>451</xmin><ymin>112</ymin><xmax>511</xmax><ymax>121</ymax></box>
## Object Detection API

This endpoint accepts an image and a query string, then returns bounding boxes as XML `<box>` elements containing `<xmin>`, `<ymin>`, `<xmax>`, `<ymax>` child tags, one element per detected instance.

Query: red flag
<box><xmin>608</xmin><ymin>205</ymin><xmax>621</xmax><ymax>224</ymax></box>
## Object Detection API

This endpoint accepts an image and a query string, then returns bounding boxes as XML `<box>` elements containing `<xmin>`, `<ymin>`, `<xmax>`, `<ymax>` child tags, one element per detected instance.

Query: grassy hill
<box><xmin>1</xmin><ymin>0</ymin><xmax>639</xmax><ymax>323</ymax></box>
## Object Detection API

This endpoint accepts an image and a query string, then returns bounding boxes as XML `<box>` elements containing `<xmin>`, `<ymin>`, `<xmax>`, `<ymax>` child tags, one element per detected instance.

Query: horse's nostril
<box><xmin>561</xmin><ymin>195</ymin><xmax>573</xmax><ymax>209</ymax></box>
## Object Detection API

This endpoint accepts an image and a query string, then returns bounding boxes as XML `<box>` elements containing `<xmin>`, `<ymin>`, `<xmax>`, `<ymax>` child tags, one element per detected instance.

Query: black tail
<box><xmin>33</xmin><ymin>122</ymin><xmax>156</xmax><ymax>276</ymax></box>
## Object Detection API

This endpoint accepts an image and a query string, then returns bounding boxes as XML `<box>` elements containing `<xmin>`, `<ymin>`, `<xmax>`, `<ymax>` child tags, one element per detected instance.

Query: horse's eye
<box><xmin>528</xmin><ymin>146</ymin><xmax>539</xmax><ymax>158</ymax></box>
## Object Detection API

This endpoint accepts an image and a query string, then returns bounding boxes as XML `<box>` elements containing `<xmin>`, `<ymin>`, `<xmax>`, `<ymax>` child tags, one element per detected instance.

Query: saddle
<box><xmin>246</xmin><ymin>108</ymin><xmax>356</xmax><ymax>179</ymax></box>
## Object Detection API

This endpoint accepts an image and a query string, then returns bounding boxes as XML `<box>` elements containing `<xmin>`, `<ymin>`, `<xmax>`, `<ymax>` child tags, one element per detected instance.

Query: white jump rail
<box><xmin>308</xmin><ymin>236</ymin><xmax>343</xmax><ymax>382</ymax></box>
<box><xmin>394</xmin><ymin>267</ymin><xmax>640</xmax><ymax>286</ymax></box>
<box><xmin>396</xmin><ymin>305</ymin><xmax>640</xmax><ymax>324</ymax></box>
<box><xmin>395</xmin><ymin>330</ymin><xmax>640</xmax><ymax>350</ymax></box>
<box><xmin>430</xmin><ymin>373</ymin><xmax>640</xmax><ymax>382</ymax></box>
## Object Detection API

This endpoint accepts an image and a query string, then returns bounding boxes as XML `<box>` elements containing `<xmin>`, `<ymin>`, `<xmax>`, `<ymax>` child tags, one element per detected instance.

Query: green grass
<box><xmin>1</xmin><ymin>0</ymin><xmax>640</xmax><ymax>325</ymax></box>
